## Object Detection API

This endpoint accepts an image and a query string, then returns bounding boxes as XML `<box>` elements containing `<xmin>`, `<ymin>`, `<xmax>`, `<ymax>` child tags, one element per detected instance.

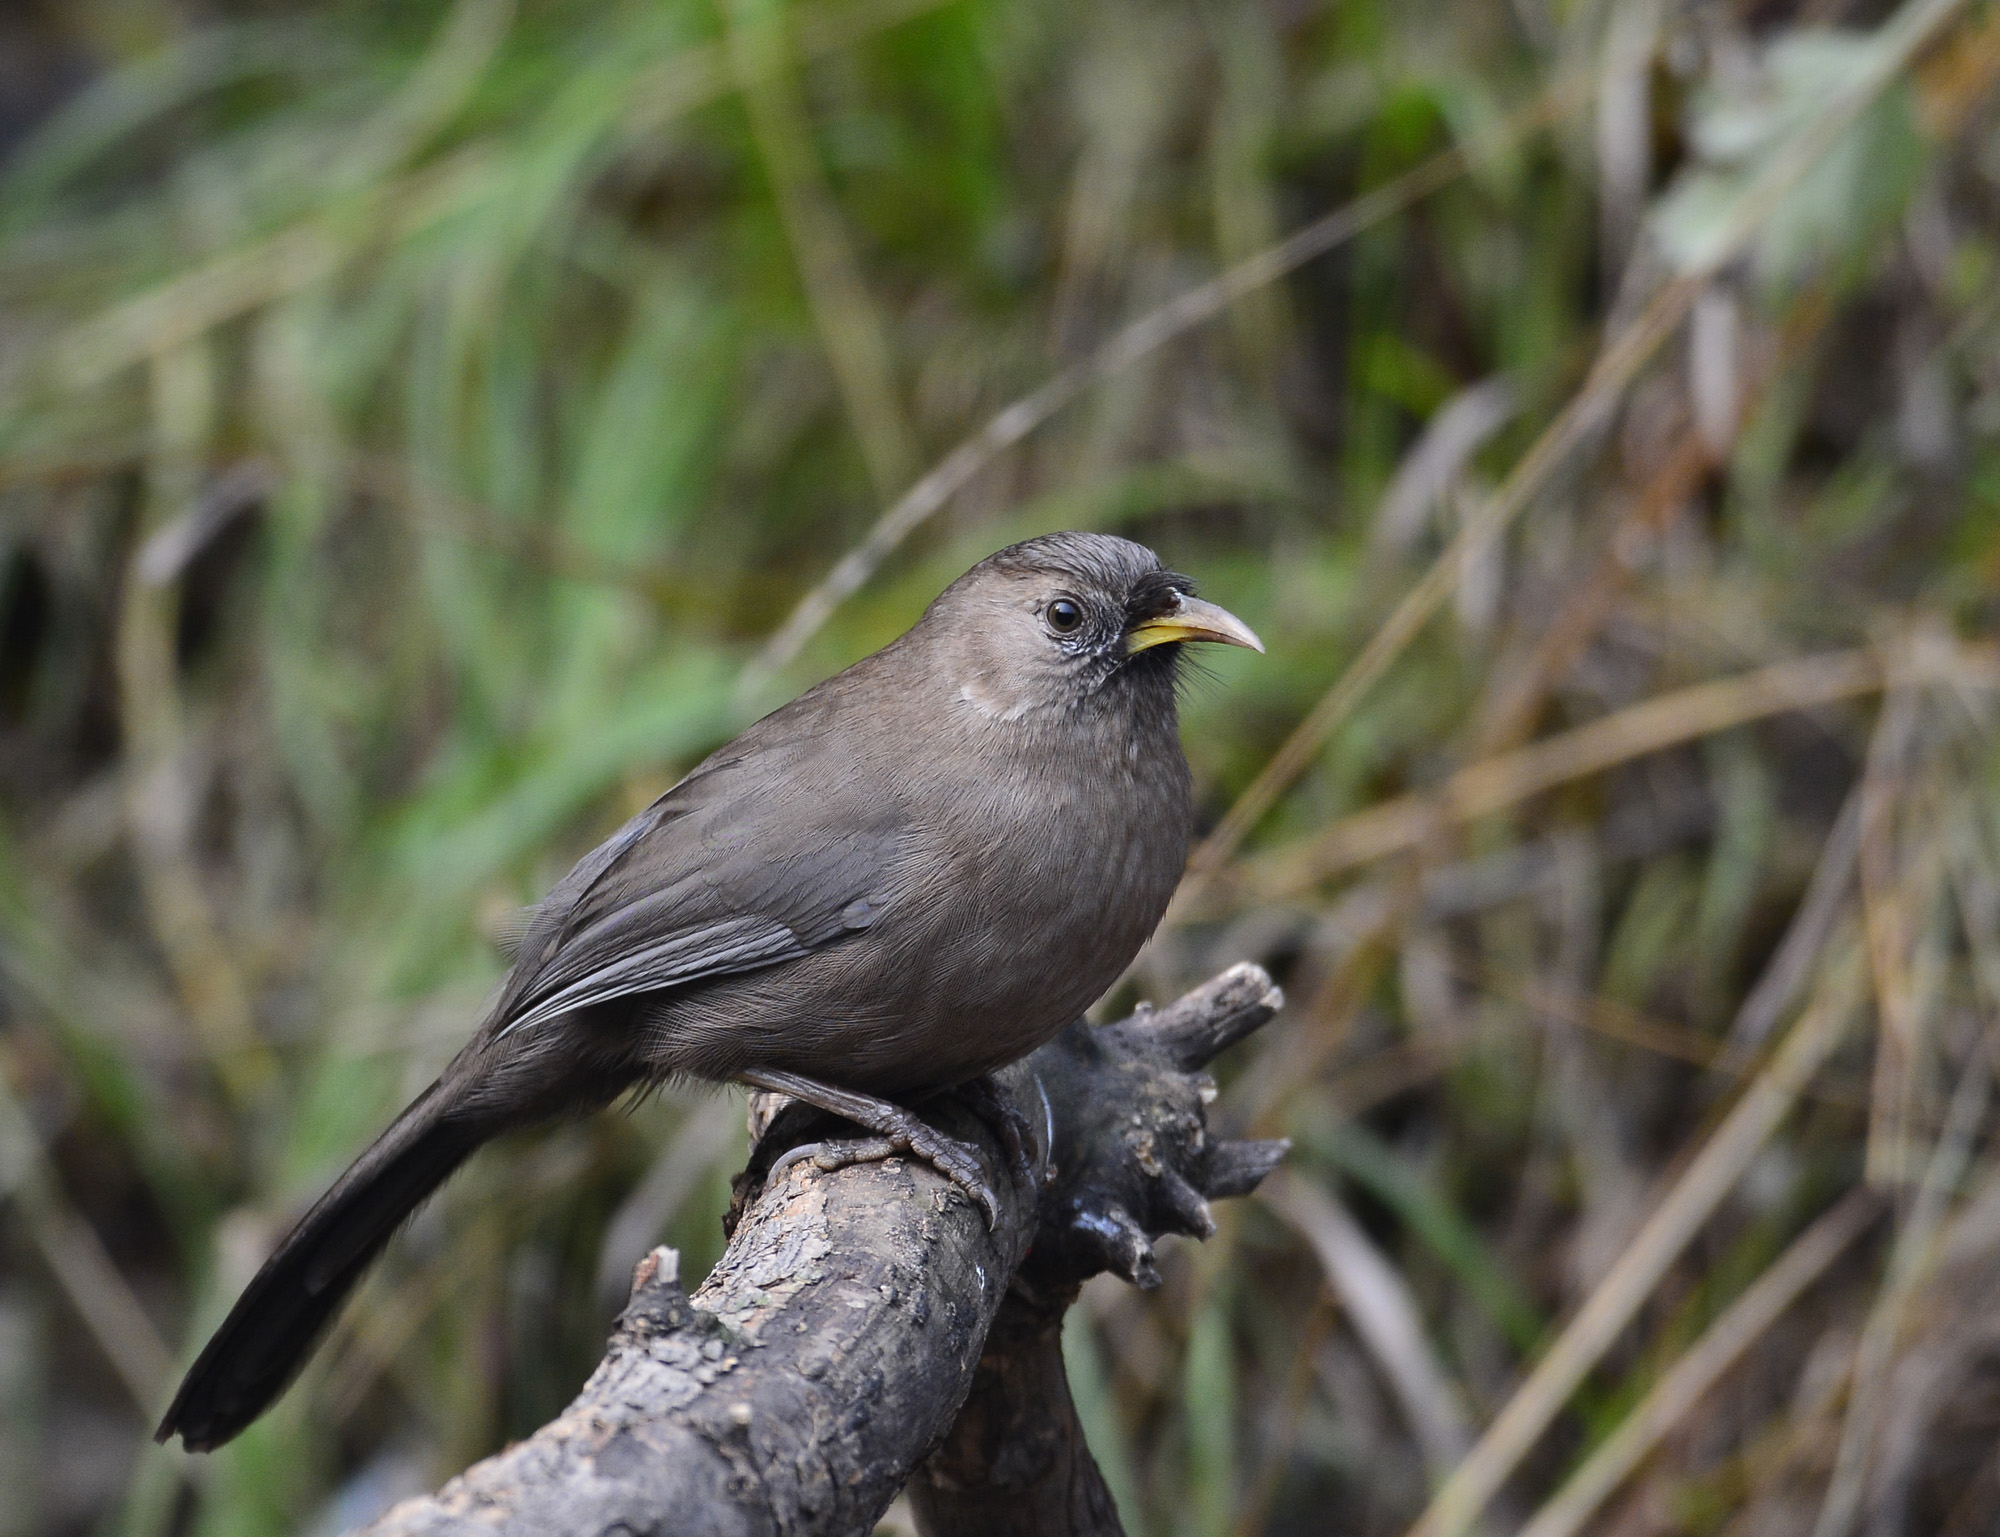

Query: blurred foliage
<box><xmin>0</xmin><ymin>0</ymin><xmax>1997</xmax><ymax>1533</ymax></box>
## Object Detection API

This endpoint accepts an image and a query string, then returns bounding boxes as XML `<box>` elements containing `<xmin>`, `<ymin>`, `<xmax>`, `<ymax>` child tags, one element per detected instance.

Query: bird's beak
<box><xmin>1125</xmin><ymin>594</ymin><xmax>1264</xmax><ymax>656</ymax></box>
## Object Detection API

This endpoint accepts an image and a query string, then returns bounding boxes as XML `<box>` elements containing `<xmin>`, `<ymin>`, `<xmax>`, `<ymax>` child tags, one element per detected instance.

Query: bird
<box><xmin>154</xmin><ymin>530</ymin><xmax>1261</xmax><ymax>1452</ymax></box>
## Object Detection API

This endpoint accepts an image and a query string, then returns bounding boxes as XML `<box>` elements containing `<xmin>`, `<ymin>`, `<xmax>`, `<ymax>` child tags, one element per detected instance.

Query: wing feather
<box><xmin>498</xmin><ymin>916</ymin><xmax>806</xmax><ymax>1038</ymax></box>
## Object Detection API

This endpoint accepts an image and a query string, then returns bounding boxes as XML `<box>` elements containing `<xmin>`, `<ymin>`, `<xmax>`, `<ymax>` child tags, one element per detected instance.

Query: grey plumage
<box><xmin>156</xmin><ymin>531</ymin><xmax>1259</xmax><ymax>1451</ymax></box>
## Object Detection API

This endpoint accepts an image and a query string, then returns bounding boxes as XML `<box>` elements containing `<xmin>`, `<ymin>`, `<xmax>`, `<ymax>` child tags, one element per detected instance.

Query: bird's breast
<box><xmin>861</xmin><ymin>713</ymin><xmax>1192</xmax><ymax>1068</ymax></box>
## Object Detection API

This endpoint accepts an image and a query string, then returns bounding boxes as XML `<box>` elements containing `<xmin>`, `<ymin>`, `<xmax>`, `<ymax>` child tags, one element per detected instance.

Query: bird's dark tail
<box><xmin>155</xmin><ymin>1081</ymin><xmax>485</xmax><ymax>1451</ymax></box>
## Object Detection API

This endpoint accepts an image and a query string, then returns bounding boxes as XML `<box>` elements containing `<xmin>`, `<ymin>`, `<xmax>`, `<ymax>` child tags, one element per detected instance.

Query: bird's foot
<box><xmin>742</xmin><ymin>1068</ymin><xmax>1002</xmax><ymax>1228</ymax></box>
<box><xmin>952</xmin><ymin>1073</ymin><xmax>1041</xmax><ymax>1192</ymax></box>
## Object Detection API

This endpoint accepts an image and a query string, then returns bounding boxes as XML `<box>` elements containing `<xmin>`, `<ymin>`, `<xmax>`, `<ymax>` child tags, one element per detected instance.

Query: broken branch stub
<box><xmin>355</xmin><ymin>966</ymin><xmax>1287</xmax><ymax>1537</ymax></box>
<box><xmin>1020</xmin><ymin>963</ymin><xmax>1291</xmax><ymax>1290</ymax></box>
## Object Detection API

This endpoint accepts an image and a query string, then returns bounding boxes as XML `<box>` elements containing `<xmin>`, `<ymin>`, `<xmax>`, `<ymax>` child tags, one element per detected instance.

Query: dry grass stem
<box><xmin>1858</xmin><ymin>688</ymin><xmax>1925</xmax><ymax>1187</ymax></box>
<box><xmin>1239</xmin><ymin>644</ymin><xmax>1998</xmax><ymax>902</ymax></box>
<box><xmin>1810</xmin><ymin>1023</ymin><xmax>1995</xmax><ymax>1537</ymax></box>
<box><xmin>1265</xmin><ymin>1170</ymin><xmax>1475</xmax><ymax>1479</ymax></box>
<box><xmin>1466</xmin><ymin>963</ymin><xmax>1865</xmax><ymax>1108</ymax></box>
<box><xmin>1513</xmin><ymin>1188</ymin><xmax>1882</xmax><ymax>1537</ymax></box>
<box><xmin>1729</xmin><ymin>788</ymin><xmax>1864</xmax><ymax>1051</ymax></box>
<box><xmin>1405</xmin><ymin>952</ymin><xmax>1867</xmax><ymax>1537</ymax></box>
<box><xmin>1469</xmin><ymin>288</ymin><xmax>1833</xmax><ymax>759</ymax></box>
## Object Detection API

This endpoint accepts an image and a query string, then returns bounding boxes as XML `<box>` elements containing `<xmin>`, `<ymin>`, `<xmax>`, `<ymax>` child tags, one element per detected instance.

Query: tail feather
<box><xmin>156</xmin><ymin>1086</ymin><xmax>483</xmax><ymax>1451</ymax></box>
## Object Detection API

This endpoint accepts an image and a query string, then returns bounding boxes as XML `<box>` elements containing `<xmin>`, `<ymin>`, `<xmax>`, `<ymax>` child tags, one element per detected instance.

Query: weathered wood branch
<box><xmin>357</xmin><ymin>965</ymin><xmax>1288</xmax><ymax>1537</ymax></box>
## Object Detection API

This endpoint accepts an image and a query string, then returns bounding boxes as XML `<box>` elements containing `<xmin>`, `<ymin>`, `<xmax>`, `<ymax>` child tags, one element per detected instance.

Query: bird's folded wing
<box><xmin>497</xmin><ymin>914</ymin><xmax>807</xmax><ymax>1037</ymax></box>
<box><xmin>492</xmin><ymin>746</ymin><xmax>905</xmax><ymax>1038</ymax></box>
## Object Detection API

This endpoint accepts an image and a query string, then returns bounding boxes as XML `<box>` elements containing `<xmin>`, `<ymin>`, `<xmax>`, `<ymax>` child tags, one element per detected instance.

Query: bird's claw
<box><xmin>954</xmin><ymin>1074</ymin><xmax>1039</xmax><ymax>1194</ymax></box>
<box><xmin>767</xmin><ymin>1135</ymin><xmax>898</xmax><ymax>1183</ymax></box>
<box><xmin>896</xmin><ymin>1120</ymin><xmax>1002</xmax><ymax>1228</ymax></box>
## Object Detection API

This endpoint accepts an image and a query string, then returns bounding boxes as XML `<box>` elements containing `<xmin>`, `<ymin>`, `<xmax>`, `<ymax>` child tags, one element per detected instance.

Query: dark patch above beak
<box><xmin>1125</xmin><ymin>593</ymin><xmax>1264</xmax><ymax>655</ymax></box>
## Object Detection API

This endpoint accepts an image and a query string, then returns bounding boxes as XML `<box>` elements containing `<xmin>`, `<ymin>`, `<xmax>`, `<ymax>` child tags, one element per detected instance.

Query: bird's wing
<box><xmin>493</xmin><ymin>738</ymin><xmax>903</xmax><ymax>1039</ymax></box>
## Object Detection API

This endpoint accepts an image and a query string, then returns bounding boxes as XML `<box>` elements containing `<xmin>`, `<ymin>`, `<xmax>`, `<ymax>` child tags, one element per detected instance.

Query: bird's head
<box><xmin>920</xmin><ymin>531</ymin><xmax>1262</xmax><ymax>723</ymax></box>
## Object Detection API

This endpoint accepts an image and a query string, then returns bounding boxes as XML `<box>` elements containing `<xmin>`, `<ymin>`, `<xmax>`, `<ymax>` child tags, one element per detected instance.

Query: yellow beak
<box><xmin>1125</xmin><ymin>594</ymin><xmax>1264</xmax><ymax>656</ymax></box>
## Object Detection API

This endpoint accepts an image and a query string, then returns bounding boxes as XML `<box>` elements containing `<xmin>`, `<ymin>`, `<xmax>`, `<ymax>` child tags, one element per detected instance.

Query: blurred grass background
<box><xmin>0</xmin><ymin>0</ymin><xmax>1998</xmax><ymax>1533</ymax></box>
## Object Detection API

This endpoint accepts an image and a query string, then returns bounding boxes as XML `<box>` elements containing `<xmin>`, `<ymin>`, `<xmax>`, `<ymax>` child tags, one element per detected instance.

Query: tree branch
<box><xmin>357</xmin><ymin>964</ymin><xmax>1288</xmax><ymax>1537</ymax></box>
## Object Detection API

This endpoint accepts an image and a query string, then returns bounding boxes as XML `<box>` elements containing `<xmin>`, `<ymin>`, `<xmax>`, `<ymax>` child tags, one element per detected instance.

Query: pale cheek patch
<box><xmin>957</xmin><ymin>681</ymin><xmax>1035</xmax><ymax>723</ymax></box>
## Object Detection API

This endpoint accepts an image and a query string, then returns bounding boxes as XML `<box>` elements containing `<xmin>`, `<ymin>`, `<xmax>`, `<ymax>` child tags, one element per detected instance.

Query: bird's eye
<box><xmin>1046</xmin><ymin>598</ymin><xmax>1084</xmax><ymax>634</ymax></box>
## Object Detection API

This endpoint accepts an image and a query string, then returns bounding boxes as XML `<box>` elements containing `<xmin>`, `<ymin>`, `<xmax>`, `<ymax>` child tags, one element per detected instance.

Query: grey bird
<box><xmin>155</xmin><ymin>531</ymin><xmax>1261</xmax><ymax>1451</ymax></box>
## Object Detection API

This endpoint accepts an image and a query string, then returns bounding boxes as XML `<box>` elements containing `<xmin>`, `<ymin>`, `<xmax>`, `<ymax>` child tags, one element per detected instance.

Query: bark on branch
<box><xmin>357</xmin><ymin>964</ymin><xmax>1288</xmax><ymax>1537</ymax></box>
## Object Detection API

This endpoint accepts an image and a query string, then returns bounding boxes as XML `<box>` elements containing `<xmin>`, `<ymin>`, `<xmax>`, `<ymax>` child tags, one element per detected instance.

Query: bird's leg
<box><xmin>740</xmin><ymin>1068</ymin><xmax>1002</xmax><ymax>1228</ymax></box>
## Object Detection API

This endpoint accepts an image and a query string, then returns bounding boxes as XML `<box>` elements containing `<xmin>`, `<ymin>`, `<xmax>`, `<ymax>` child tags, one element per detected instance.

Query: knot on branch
<box><xmin>613</xmin><ymin>1244</ymin><xmax>696</xmax><ymax>1339</ymax></box>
